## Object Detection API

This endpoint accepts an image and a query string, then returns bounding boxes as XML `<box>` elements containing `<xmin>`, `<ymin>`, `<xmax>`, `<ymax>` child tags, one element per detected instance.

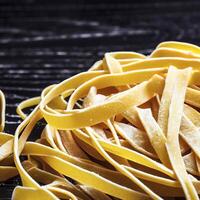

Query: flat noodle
<box><xmin>150</xmin><ymin>47</ymin><xmax>200</xmax><ymax>59</ymax></box>
<box><xmin>0</xmin><ymin>166</ymin><xmax>18</xmax><ymax>181</ymax></box>
<box><xmin>1</xmin><ymin>41</ymin><xmax>200</xmax><ymax>200</ymax></box>
<box><xmin>184</xmin><ymin>152</ymin><xmax>199</xmax><ymax>176</ymax></box>
<box><xmin>159</xmin><ymin>66</ymin><xmax>198</xmax><ymax>199</ymax></box>
<box><xmin>195</xmin><ymin>156</ymin><xmax>200</xmax><ymax>175</ymax></box>
<box><xmin>180</xmin><ymin>115</ymin><xmax>200</xmax><ymax>159</ymax></box>
<box><xmin>151</xmin><ymin>95</ymin><xmax>160</xmax><ymax>120</ymax></box>
<box><xmin>78</xmin><ymin>185</ymin><xmax>113</xmax><ymax>200</ymax></box>
<box><xmin>137</xmin><ymin>108</ymin><xmax>170</xmax><ymax>167</ymax></box>
<box><xmin>157</xmin><ymin>66</ymin><xmax>178</xmax><ymax>137</ymax></box>
<box><xmin>0</xmin><ymin>90</ymin><xmax>5</xmax><ymax>131</ymax></box>
<box><xmin>185</xmin><ymin>87</ymin><xmax>200</xmax><ymax>108</ymax></box>
<box><xmin>122</xmin><ymin>106</ymin><xmax>143</xmax><ymax>129</ymax></box>
<box><xmin>59</xmin><ymin>130</ymin><xmax>89</xmax><ymax>159</ymax></box>
<box><xmin>156</xmin><ymin>41</ymin><xmax>200</xmax><ymax>54</ymax></box>
<box><xmin>114</xmin><ymin>122</ymin><xmax>157</xmax><ymax>158</ymax></box>
<box><xmin>184</xmin><ymin>104</ymin><xmax>200</xmax><ymax>128</ymax></box>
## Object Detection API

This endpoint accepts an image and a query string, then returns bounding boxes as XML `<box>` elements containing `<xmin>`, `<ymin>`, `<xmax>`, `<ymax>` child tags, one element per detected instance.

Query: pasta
<box><xmin>1</xmin><ymin>41</ymin><xmax>200</xmax><ymax>199</ymax></box>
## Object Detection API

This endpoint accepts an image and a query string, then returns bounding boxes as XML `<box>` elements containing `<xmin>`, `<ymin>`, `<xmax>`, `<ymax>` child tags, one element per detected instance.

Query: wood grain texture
<box><xmin>0</xmin><ymin>0</ymin><xmax>199</xmax><ymax>199</ymax></box>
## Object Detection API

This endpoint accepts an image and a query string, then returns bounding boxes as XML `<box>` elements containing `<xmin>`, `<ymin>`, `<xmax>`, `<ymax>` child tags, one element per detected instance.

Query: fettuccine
<box><xmin>1</xmin><ymin>41</ymin><xmax>200</xmax><ymax>199</ymax></box>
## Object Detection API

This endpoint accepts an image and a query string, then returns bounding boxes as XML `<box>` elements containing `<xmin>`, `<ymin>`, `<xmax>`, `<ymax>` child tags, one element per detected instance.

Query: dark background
<box><xmin>0</xmin><ymin>0</ymin><xmax>200</xmax><ymax>199</ymax></box>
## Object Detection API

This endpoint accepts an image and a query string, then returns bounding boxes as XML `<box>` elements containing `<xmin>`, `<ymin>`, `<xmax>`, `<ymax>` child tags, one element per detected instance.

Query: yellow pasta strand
<box><xmin>0</xmin><ymin>90</ymin><xmax>5</xmax><ymax>132</ymax></box>
<box><xmin>137</xmin><ymin>108</ymin><xmax>170</xmax><ymax>167</ymax></box>
<box><xmin>160</xmin><ymin>66</ymin><xmax>198</xmax><ymax>199</ymax></box>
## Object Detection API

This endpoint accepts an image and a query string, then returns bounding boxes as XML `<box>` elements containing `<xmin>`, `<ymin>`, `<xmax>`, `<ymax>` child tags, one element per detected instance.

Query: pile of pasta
<box><xmin>1</xmin><ymin>41</ymin><xmax>200</xmax><ymax>200</ymax></box>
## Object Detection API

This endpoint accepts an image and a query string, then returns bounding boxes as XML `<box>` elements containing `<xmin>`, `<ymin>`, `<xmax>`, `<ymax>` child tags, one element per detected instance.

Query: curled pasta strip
<box><xmin>1</xmin><ymin>41</ymin><xmax>200</xmax><ymax>200</ymax></box>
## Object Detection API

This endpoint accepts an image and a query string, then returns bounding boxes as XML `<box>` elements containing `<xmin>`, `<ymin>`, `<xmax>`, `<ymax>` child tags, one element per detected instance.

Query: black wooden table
<box><xmin>0</xmin><ymin>0</ymin><xmax>200</xmax><ymax>199</ymax></box>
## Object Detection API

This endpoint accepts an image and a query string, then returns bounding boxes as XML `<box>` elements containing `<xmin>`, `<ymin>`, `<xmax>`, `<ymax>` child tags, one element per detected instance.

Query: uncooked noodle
<box><xmin>1</xmin><ymin>41</ymin><xmax>200</xmax><ymax>199</ymax></box>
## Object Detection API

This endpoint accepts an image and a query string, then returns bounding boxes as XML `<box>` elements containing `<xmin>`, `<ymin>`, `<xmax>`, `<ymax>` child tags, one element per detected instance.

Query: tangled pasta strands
<box><xmin>1</xmin><ymin>41</ymin><xmax>200</xmax><ymax>199</ymax></box>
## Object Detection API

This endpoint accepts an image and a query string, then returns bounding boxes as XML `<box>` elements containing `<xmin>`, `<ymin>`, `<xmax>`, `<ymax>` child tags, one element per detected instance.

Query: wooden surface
<box><xmin>0</xmin><ymin>0</ymin><xmax>200</xmax><ymax>199</ymax></box>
